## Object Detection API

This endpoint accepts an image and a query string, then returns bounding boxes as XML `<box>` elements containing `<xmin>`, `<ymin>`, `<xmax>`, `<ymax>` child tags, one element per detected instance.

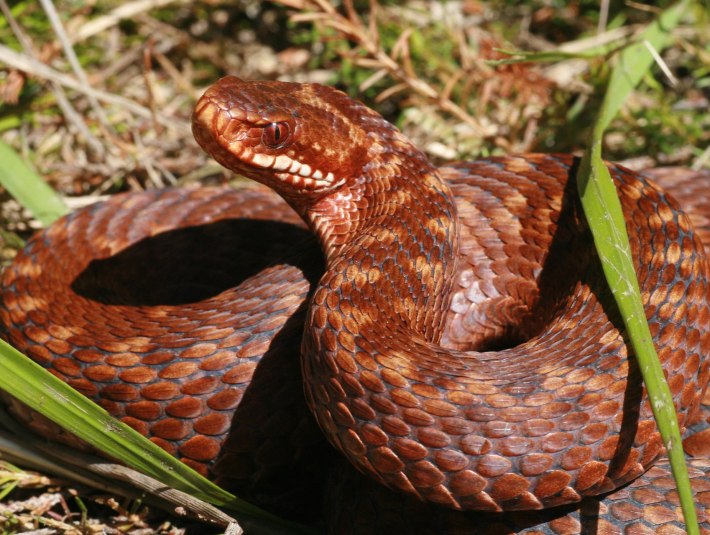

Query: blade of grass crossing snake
<box><xmin>575</xmin><ymin>1</ymin><xmax>698</xmax><ymax>533</ymax></box>
<box><xmin>0</xmin><ymin>338</ymin><xmax>301</xmax><ymax>528</ymax></box>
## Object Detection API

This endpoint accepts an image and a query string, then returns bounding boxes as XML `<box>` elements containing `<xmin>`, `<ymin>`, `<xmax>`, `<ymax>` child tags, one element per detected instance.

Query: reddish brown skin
<box><xmin>0</xmin><ymin>187</ymin><xmax>332</xmax><ymax>518</ymax></box>
<box><xmin>1</xmin><ymin>76</ymin><xmax>709</xmax><ymax>531</ymax></box>
<box><xmin>192</xmin><ymin>77</ymin><xmax>710</xmax><ymax>511</ymax></box>
<box><xmin>326</xmin><ymin>457</ymin><xmax>710</xmax><ymax>534</ymax></box>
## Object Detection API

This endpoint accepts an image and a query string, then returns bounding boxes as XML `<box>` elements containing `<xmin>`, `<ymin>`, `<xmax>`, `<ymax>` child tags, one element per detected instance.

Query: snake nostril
<box><xmin>213</xmin><ymin>110</ymin><xmax>230</xmax><ymax>137</ymax></box>
<box><xmin>221</xmin><ymin>114</ymin><xmax>243</xmax><ymax>142</ymax></box>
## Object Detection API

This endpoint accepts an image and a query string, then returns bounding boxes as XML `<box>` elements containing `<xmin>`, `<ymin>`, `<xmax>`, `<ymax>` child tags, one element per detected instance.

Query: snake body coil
<box><xmin>1</xmin><ymin>76</ymin><xmax>709</xmax><ymax>530</ymax></box>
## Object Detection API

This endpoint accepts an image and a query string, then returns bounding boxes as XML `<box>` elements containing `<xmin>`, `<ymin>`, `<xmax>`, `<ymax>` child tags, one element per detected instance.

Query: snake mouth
<box><xmin>246</xmin><ymin>151</ymin><xmax>340</xmax><ymax>190</ymax></box>
<box><xmin>192</xmin><ymin>79</ymin><xmax>344</xmax><ymax>193</ymax></box>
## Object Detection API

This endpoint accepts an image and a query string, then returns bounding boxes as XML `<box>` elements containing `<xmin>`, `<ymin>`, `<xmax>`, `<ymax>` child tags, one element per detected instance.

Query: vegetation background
<box><xmin>0</xmin><ymin>0</ymin><xmax>707</xmax><ymax>533</ymax></box>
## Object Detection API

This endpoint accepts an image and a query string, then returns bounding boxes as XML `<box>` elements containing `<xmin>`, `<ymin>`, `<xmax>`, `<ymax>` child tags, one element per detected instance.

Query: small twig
<box><xmin>73</xmin><ymin>0</ymin><xmax>188</xmax><ymax>43</ymax></box>
<box><xmin>524</xmin><ymin>25</ymin><xmax>637</xmax><ymax>53</ymax></box>
<box><xmin>0</xmin><ymin>1</ymin><xmax>33</xmax><ymax>52</ymax></box>
<box><xmin>441</xmin><ymin>70</ymin><xmax>464</xmax><ymax>103</ymax></box>
<box><xmin>152</xmin><ymin>46</ymin><xmax>199</xmax><ymax>101</ymax></box>
<box><xmin>81</xmin><ymin>460</ymin><xmax>240</xmax><ymax>532</ymax></box>
<box><xmin>367</xmin><ymin>0</ymin><xmax>380</xmax><ymax>50</ymax></box>
<box><xmin>625</xmin><ymin>0</ymin><xmax>662</xmax><ymax>14</ymax></box>
<box><xmin>375</xmin><ymin>82</ymin><xmax>408</xmax><ymax>102</ymax></box>
<box><xmin>390</xmin><ymin>28</ymin><xmax>416</xmax><ymax>79</ymax></box>
<box><xmin>559</xmin><ymin>25</ymin><xmax>638</xmax><ymax>53</ymax></box>
<box><xmin>359</xmin><ymin>68</ymin><xmax>388</xmax><ymax>92</ymax></box>
<box><xmin>38</xmin><ymin>0</ymin><xmax>112</xmax><ymax>131</ymax></box>
<box><xmin>132</xmin><ymin>135</ymin><xmax>163</xmax><ymax>189</ymax></box>
<box><xmin>598</xmin><ymin>0</ymin><xmax>610</xmax><ymax>35</ymax></box>
<box><xmin>643</xmin><ymin>39</ymin><xmax>678</xmax><ymax>86</ymax></box>
<box><xmin>142</xmin><ymin>40</ymin><xmax>165</xmax><ymax>136</ymax></box>
<box><xmin>0</xmin><ymin>410</ymin><xmax>241</xmax><ymax>533</ymax></box>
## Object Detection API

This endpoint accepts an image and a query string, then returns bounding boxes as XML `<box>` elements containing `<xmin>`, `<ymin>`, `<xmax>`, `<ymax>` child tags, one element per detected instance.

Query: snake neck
<box><xmin>305</xmin><ymin>130</ymin><xmax>459</xmax><ymax>342</ymax></box>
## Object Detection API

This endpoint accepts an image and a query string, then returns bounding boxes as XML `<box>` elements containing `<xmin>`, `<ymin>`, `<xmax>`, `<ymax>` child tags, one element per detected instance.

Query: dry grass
<box><xmin>0</xmin><ymin>460</ymin><xmax>197</xmax><ymax>535</ymax></box>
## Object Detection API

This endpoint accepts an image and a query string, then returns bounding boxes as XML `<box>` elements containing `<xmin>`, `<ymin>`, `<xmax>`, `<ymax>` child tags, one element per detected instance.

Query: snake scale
<box><xmin>1</xmin><ymin>76</ymin><xmax>708</xmax><ymax>533</ymax></box>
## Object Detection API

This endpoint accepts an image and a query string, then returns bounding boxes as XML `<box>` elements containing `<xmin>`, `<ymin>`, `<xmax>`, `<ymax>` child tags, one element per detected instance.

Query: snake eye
<box><xmin>262</xmin><ymin>122</ymin><xmax>291</xmax><ymax>148</ymax></box>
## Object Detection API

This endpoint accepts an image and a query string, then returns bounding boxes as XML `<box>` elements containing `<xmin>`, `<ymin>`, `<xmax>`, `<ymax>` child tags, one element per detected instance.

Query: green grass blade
<box><xmin>489</xmin><ymin>45</ymin><xmax>623</xmax><ymax>65</ymax></box>
<box><xmin>0</xmin><ymin>141</ymin><xmax>68</xmax><ymax>226</ymax></box>
<box><xmin>576</xmin><ymin>1</ymin><xmax>698</xmax><ymax>533</ymax></box>
<box><xmin>594</xmin><ymin>0</ymin><xmax>689</xmax><ymax>133</ymax></box>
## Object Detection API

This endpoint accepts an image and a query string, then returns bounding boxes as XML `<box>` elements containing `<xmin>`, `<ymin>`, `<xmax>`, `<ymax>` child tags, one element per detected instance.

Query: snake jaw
<box><xmin>250</xmin><ymin>152</ymin><xmax>343</xmax><ymax>190</ymax></box>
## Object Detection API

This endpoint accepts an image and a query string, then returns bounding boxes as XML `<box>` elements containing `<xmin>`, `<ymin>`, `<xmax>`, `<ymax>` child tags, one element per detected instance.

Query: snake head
<box><xmin>192</xmin><ymin>76</ymin><xmax>381</xmax><ymax>207</ymax></box>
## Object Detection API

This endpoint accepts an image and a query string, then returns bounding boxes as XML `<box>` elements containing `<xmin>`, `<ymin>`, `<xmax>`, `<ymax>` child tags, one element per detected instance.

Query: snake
<box><xmin>1</xmin><ymin>76</ymin><xmax>708</xmax><ymax>532</ymax></box>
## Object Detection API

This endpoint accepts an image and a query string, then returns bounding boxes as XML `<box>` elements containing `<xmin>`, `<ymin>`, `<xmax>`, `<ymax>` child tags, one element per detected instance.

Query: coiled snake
<box><xmin>1</xmin><ymin>76</ymin><xmax>708</xmax><ymax>532</ymax></box>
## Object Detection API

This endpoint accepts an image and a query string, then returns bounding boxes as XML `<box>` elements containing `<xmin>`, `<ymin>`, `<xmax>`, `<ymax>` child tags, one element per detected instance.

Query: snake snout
<box><xmin>192</xmin><ymin>95</ymin><xmax>220</xmax><ymax>151</ymax></box>
<box><xmin>192</xmin><ymin>86</ymin><xmax>255</xmax><ymax>178</ymax></box>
